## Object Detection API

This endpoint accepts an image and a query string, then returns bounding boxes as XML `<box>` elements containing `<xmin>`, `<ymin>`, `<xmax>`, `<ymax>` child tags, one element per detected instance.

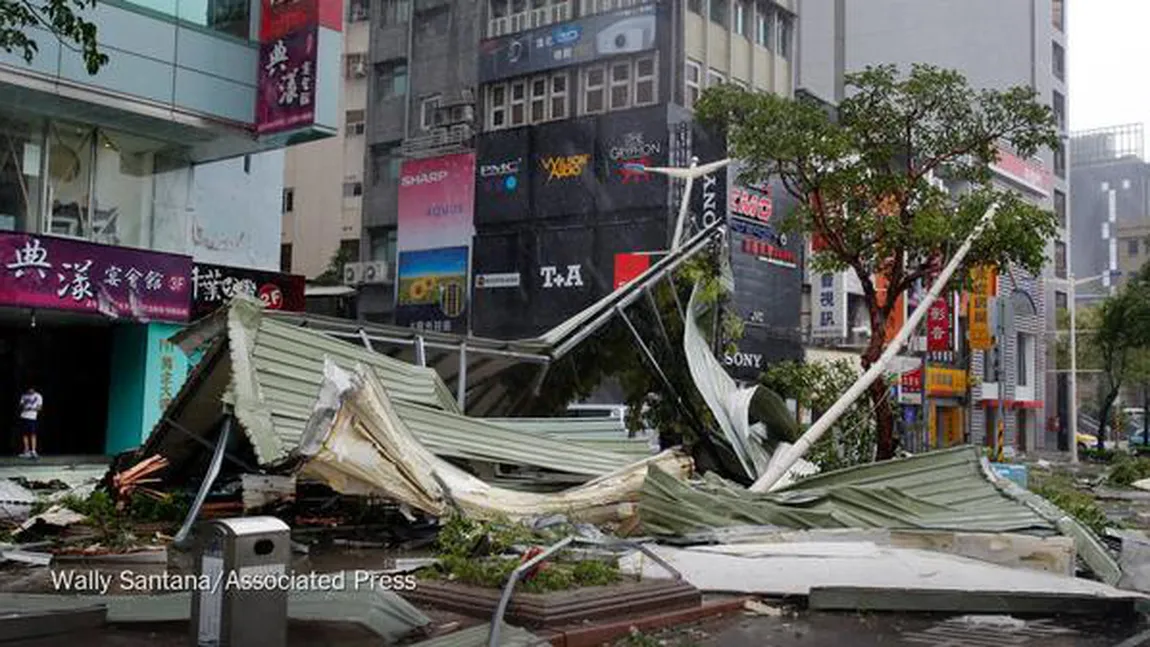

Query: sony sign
<box><xmin>722</xmin><ymin>351</ymin><xmax>763</xmax><ymax>370</ymax></box>
<box><xmin>700</xmin><ymin>173</ymin><xmax>721</xmax><ymax>228</ymax></box>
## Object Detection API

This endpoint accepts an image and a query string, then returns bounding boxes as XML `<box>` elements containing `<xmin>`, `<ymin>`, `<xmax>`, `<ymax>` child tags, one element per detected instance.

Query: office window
<box><xmin>346</xmin><ymin>109</ymin><xmax>366</xmax><ymax>135</ymax></box>
<box><xmin>487</xmin><ymin>72</ymin><xmax>569</xmax><ymax>130</ymax></box>
<box><xmin>707</xmin><ymin>68</ymin><xmax>726</xmax><ymax>88</ymax></box>
<box><xmin>685</xmin><ymin>59</ymin><xmax>702</xmax><ymax>108</ymax></box>
<box><xmin>777</xmin><ymin>11</ymin><xmax>793</xmax><ymax>58</ymax></box>
<box><xmin>1054</xmin><ymin>147</ymin><xmax>1066</xmax><ymax>178</ymax></box>
<box><xmin>635</xmin><ymin>54</ymin><xmax>656</xmax><ymax>105</ymax></box>
<box><xmin>282</xmin><ymin>188</ymin><xmax>294</xmax><ymax>213</ymax></box>
<box><xmin>1130</xmin><ymin>239</ymin><xmax>1141</xmax><ymax>256</ymax></box>
<box><xmin>348</xmin><ymin>0</ymin><xmax>368</xmax><ymax>22</ymax></box>
<box><xmin>1017</xmin><ymin>333</ymin><xmax>1032</xmax><ymax>386</ymax></box>
<box><xmin>1055</xmin><ymin>291</ymin><xmax>1068</xmax><ymax>312</ymax></box>
<box><xmin>735</xmin><ymin>1</ymin><xmax>750</xmax><ymax>37</ymax></box>
<box><xmin>755</xmin><ymin>2</ymin><xmax>774</xmax><ymax>48</ymax></box>
<box><xmin>1055</xmin><ymin>240</ymin><xmax>1066</xmax><ymax>278</ymax></box>
<box><xmin>420</xmin><ymin>95</ymin><xmax>441</xmax><ymax>130</ymax></box>
<box><xmin>375</xmin><ymin>60</ymin><xmax>408</xmax><ymax>99</ymax></box>
<box><xmin>1052</xmin><ymin>0</ymin><xmax>1064</xmax><ymax>31</ymax></box>
<box><xmin>488</xmin><ymin>0</ymin><xmax>570</xmax><ymax>37</ymax></box>
<box><xmin>1054</xmin><ymin>190</ymin><xmax>1066</xmax><ymax>228</ymax></box>
<box><xmin>381</xmin><ymin>0</ymin><xmax>411</xmax><ymax>25</ymax></box>
<box><xmin>1052</xmin><ymin>42</ymin><xmax>1065</xmax><ymax>82</ymax></box>
<box><xmin>609</xmin><ymin>60</ymin><xmax>631</xmax><ymax>110</ymax></box>
<box><xmin>688</xmin><ymin>0</ymin><xmax>702</xmax><ymax>14</ymax></box>
<box><xmin>710</xmin><ymin>0</ymin><xmax>728</xmax><ymax>26</ymax></box>
<box><xmin>419</xmin><ymin>6</ymin><xmax>450</xmax><ymax>37</ymax></box>
<box><xmin>345</xmin><ymin>53</ymin><xmax>368</xmax><ymax>79</ymax></box>
<box><xmin>1053</xmin><ymin>91</ymin><xmax>1066</xmax><ymax>132</ymax></box>
<box><xmin>343</xmin><ymin>181</ymin><xmax>363</xmax><ymax>198</ymax></box>
<box><xmin>582</xmin><ymin>64</ymin><xmax>607</xmax><ymax>114</ymax></box>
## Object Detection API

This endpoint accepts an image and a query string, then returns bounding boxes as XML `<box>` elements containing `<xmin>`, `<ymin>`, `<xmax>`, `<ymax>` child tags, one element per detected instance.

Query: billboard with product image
<box><xmin>395</xmin><ymin>246</ymin><xmax>469</xmax><ymax>332</ymax></box>
<box><xmin>478</xmin><ymin>3</ymin><xmax>658</xmax><ymax>83</ymax></box>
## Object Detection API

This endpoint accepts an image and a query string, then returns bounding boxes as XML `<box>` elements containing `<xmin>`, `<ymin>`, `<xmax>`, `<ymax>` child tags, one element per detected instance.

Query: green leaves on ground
<box><xmin>1032</xmin><ymin>476</ymin><xmax>1112</xmax><ymax>537</ymax></box>
<box><xmin>1</xmin><ymin>0</ymin><xmax>107</xmax><ymax>73</ymax></box>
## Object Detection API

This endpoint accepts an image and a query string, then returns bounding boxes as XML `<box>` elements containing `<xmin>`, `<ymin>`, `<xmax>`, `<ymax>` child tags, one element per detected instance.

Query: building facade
<box><xmin>1070</xmin><ymin>124</ymin><xmax>1150</xmax><ymax>297</ymax></box>
<box><xmin>0</xmin><ymin>0</ymin><xmax>332</xmax><ymax>455</ymax></box>
<box><xmin>799</xmin><ymin>0</ymin><xmax>1069</xmax><ymax>452</ymax></box>
<box><xmin>280</xmin><ymin>0</ymin><xmax>372</xmax><ymax>279</ymax></box>
<box><xmin>359</xmin><ymin>0</ymin><xmax>800</xmax><ymax>364</ymax></box>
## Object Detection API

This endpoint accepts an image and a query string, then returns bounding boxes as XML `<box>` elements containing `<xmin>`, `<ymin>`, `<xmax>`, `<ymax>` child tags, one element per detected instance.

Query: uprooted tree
<box><xmin>696</xmin><ymin>63</ymin><xmax>1060</xmax><ymax>459</ymax></box>
<box><xmin>1</xmin><ymin>0</ymin><xmax>107</xmax><ymax>74</ymax></box>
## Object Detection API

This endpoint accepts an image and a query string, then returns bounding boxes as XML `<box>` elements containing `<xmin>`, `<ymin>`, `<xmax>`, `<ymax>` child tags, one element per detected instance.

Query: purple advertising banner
<box><xmin>256</xmin><ymin>27</ymin><xmax>317</xmax><ymax>135</ymax></box>
<box><xmin>0</xmin><ymin>233</ymin><xmax>193</xmax><ymax>322</ymax></box>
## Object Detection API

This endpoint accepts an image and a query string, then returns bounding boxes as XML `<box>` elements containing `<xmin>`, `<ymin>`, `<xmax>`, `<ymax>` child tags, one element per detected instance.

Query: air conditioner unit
<box><xmin>342</xmin><ymin>263</ymin><xmax>362</xmax><ymax>285</ymax></box>
<box><xmin>353</xmin><ymin>60</ymin><xmax>368</xmax><ymax>77</ymax></box>
<box><xmin>360</xmin><ymin>260</ymin><xmax>391</xmax><ymax>284</ymax></box>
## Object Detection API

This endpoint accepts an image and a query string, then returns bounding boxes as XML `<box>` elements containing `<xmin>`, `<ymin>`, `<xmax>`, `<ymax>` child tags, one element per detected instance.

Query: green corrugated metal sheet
<box><xmin>199</xmin><ymin>298</ymin><xmax>637</xmax><ymax>475</ymax></box>
<box><xmin>640</xmin><ymin>447</ymin><xmax>1055</xmax><ymax>536</ymax></box>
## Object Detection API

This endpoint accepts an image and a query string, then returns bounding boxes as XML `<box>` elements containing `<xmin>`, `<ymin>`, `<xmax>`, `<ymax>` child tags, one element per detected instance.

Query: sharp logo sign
<box><xmin>400</xmin><ymin>170</ymin><xmax>449</xmax><ymax>187</ymax></box>
<box><xmin>479</xmin><ymin>158</ymin><xmax>522</xmax><ymax>193</ymax></box>
<box><xmin>540</xmin><ymin>264</ymin><xmax>585</xmax><ymax>288</ymax></box>
<box><xmin>540</xmin><ymin>154</ymin><xmax>590</xmax><ymax>181</ymax></box>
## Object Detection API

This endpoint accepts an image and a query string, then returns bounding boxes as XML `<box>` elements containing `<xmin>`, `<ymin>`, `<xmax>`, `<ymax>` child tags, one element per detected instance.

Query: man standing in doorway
<box><xmin>18</xmin><ymin>385</ymin><xmax>42</xmax><ymax>459</ymax></box>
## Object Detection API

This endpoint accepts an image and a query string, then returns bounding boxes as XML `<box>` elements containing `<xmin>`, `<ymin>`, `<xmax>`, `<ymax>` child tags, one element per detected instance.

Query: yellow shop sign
<box><xmin>926</xmin><ymin>368</ymin><xmax>967</xmax><ymax>397</ymax></box>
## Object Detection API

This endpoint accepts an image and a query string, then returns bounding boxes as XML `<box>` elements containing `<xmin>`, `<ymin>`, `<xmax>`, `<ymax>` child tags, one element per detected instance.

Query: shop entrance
<box><xmin>928</xmin><ymin>403</ymin><xmax>966</xmax><ymax>448</ymax></box>
<box><xmin>0</xmin><ymin>310</ymin><xmax>112</xmax><ymax>456</ymax></box>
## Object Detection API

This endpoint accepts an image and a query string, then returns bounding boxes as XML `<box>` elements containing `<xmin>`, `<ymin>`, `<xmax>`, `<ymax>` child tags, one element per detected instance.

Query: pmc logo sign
<box><xmin>540</xmin><ymin>154</ymin><xmax>590</xmax><ymax>181</ymax></box>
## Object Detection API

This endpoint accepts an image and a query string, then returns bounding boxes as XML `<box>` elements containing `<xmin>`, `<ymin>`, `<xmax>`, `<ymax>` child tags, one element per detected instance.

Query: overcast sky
<box><xmin>1068</xmin><ymin>0</ymin><xmax>1147</xmax><ymax>133</ymax></box>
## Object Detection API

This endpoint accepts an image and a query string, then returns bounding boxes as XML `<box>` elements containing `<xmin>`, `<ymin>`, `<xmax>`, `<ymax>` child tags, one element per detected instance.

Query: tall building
<box><xmin>280</xmin><ymin>0</ymin><xmax>372</xmax><ymax>279</ymax></box>
<box><xmin>800</xmin><ymin>0</ymin><xmax>1069</xmax><ymax>452</ymax></box>
<box><xmin>359</xmin><ymin>0</ymin><xmax>802</xmax><ymax>380</ymax></box>
<box><xmin>0</xmin><ymin>0</ymin><xmax>339</xmax><ymax>454</ymax></box>
<box><xmin>1070</xmin><ymin>124</ymin><xmax>1150</xmax><ymax>297</ymax></box>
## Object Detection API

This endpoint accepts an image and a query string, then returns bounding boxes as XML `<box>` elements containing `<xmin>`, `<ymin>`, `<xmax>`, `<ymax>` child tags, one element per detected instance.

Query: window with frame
<box><xmin>1055</xmin><ymin>291</ymin><xmax>1068</xmax><ymax>312</ymax></box>
<box><xmin>707</xmin><ymin>68</ymin><xmax>726</xmax><ymax>88</ymax></box>
<box><xmin>755</xmin><ymin>1</ymin><xmax>774</xmax><ymax>48</ymax></box>
<box><xmin>1016</xmin><ymin>332</ymin><xmax>1032</xmax><ymax>387</ymax></box>
<box><xmin>579</xmin><ymin>55</ymin><xmax>656</xmax><ymax>116</ymax></box>
<box><xmin>346</xmin><ymin>109</ymin><xmax>366</xmax><ymax>135</ymax></box>
<box><xmin>348</xmin><ymin>0</ymin><xmax>369</xmax><ymax>22</ymax></box>
<box><xmin>282</xmin><ymin>187</ymin><xmax>294</xmax><ymax>213</ymax></box>
<box><xmin>582</xmin><ymin>64</ymin><xmax>607</xmax><ymax>115</ymax></box>
<box><xmin>370</xmin><ymin>143</ymin><xmax>403</xmax><ymax>185</ymax></box>
<box><xmin>375</xmin><ymin>60</ymin><xmax>408</xmax><ymax>99</ymax></box>
<box><xmin>579</xmin><ymin>0</ymin><xmax>642</xmax><ymax>16</ymax></box>
<box><xmin>420</xmin><ymin>95</ymin><xmax>441</xmax><ymax>130</ymax></box>
<box><xmin>345</xmin><ymin>53</ymin><xmax>368</xmax><ymax>79</ymax></box>
<box><xmin>343</xmin><ymin>180</ymin><xmax>364</xmax><ymax>198</ymax></box>
<box><xmin>710</xmin><ymin>0</ymin><xmax>728</xmax><ymax>26</ymax></box>
<box><xmin>735</xmin><ymin>0</ymin><xmax>750</xmax><ymax>37</ymax></box>
<box><xmin>280</xmin><ymin>244</ymin><xmax>292</xmax><ymax>273</ymax></box>
<box><xmin>1129</xmin><ymin>239</ymin><xmax>1141</xmax><ymax>257</ymax></box>
<box><xmin>685</xmin><ymin>59</ymin><xmax>702</xmax><ymax>109</ymax></box>
<box><xmin>419</xmin><ymin>6</ymin><xmax>450</xmax><ymax>36</ymax></box>
<box><xmin>1054</xmin><ymin>189</ymin><xmax>1066</xmax><ymax>228</ymax></box>
<box><xmin>1054</xmin><ymin>147</ymin><xmax>1066</xmax><ymax>178</ymax></box>
<box><xmin>1052</xmin><ymin>42</ymin><xmax>1065</xmax><ymax>82</ymax></box>
<box><xmin>488</xmin><ymin>0</ymin><xmax>571</xmax><ymax>37</ymax></box>
<box><xmin>381</xmin><ymin>0</ymin><xmax>411</xmax><ymax>26</ymax></box>
<box><xmin>1053</xmin><ymin>90</ymin><xmax>1066</xmax><ymax>131</ymax></box>
<box><xmin>487</xmin><ymin>72</ymin><xmax>569</xmax><ymax>130</ymax></box>
<box><xmin>1055</xmin><ymin>240</ymin><xmax>1067</xmax><ymax>278</ymax></box>
<box><xmin>777</xmin><ymin>11</ymin><xmax>793</xmax><ymax>58</ymax></box>
<box><xmin>1052</xmin><ymin>0</ymin><xmax>1064</xmax><ymax>31</ymax></box>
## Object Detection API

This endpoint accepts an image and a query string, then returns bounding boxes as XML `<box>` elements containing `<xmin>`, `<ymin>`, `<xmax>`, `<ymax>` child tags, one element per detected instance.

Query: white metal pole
<box><xmin>671</xmin><ymin>157</ymin><xmax>699</xmax><ymax>250</ymax></box>
<box><xmin>750</xmin><ymin>203</ymin><xmax>1001</xmax><ymax>492</ymax></box>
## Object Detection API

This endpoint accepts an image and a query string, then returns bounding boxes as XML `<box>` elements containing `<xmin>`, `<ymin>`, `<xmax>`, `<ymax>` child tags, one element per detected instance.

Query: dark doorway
<box><xmin>0</xmin><ymin>316</ymin><xmax>112</xmax><ymax>456</ymax></box>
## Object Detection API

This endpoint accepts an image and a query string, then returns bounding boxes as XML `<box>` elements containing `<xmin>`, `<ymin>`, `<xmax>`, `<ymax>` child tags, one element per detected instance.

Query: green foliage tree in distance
<box><xmin>695</xmin><ymin>64</ymin><xmax>1060</xmax><ymax>459</ymax></box>
<box><xmin>1</xmin><ymin>0</ymin><xmax>107</xmax><ymax>74</ymax></box>
<box><xmin>314</xmin><ymin>245</ymin><xmax>354</xmax><ymax>285</ymax></box>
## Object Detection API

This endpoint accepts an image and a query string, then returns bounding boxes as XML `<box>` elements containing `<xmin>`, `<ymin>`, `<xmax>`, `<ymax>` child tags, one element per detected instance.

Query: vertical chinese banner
<box><xmin>967</xmin><ymin>265</ymin><xmax>995</xmax><ymax>351</ymax></box>
<box><xmin>256</xmin><ymin>0</ymin><xmax>340</xmax><ymax>135</ymax></box>
<box><xmin>927</xmin><ymin>297</ymin><xmax>952</xmax><ymax>352</ymax></box>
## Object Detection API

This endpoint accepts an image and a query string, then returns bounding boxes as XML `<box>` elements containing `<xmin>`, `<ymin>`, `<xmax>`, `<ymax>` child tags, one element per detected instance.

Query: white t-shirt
<box><xmin>19</xmin><ymin>392</ymin><xmax>42</xmax><ymax>421</ymax></box>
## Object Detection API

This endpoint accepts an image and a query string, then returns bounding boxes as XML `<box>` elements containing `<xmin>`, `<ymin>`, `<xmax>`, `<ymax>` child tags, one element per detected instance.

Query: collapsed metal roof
<box><xmin>639</xmin><ymin>446</ymin><xmax>1122</xmax><ymax>584</ymax></box>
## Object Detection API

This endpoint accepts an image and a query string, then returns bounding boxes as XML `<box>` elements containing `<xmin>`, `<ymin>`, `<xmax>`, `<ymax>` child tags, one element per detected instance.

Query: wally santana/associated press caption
<box><xmin>50</xmin><ymin>567</ymin><xmax>418</xmax><ymax>596</ymax></box>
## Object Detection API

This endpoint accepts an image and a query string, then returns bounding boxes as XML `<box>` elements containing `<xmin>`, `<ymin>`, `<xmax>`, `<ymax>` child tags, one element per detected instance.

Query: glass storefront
<box><xmin>2</xmin><ymin>105</ymin><xmax>189</xmax><ymax>252</ymax></box>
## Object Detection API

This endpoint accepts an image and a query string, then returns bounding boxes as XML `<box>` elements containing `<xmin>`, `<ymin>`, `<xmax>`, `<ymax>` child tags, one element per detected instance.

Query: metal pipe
<box><xmin>456</xmin><ymin>341</ymin><xmax>468</xmax><ymax>413</ymax></box>
<box><xmin>357</xmin><ymin>328</ymin><xmax>374</xmax><ymax>351</ymax></box>
<box><xmin>415</xmin><ymin>335</ymin><xmax>426</xmax><ymax>366</ymax></box>
<box><xmin>488</xmin><ymin>536</ymin><xmax>575</xmax><ymax>647</ymax></box>
<box><xmin>750</xmin><ymin>203</ymin><xmax>1000</xmax><ymax>492</ymax></box>
<box><xmin>173</xmin><ymin>415</ymin><xmax>232</xmax><ymax>547</ymax></box>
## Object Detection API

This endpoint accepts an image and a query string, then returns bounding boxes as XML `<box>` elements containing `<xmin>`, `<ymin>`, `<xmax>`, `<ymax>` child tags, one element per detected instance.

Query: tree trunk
<box><xmin>861</xmin><ymin>322</ymin><xmax>896</xmax><ymax>460</ymax></box>
<box><xmin>1099</xmin><ymin>388</ymin><xmax>1120</xmax><ymax>451</ymax></box>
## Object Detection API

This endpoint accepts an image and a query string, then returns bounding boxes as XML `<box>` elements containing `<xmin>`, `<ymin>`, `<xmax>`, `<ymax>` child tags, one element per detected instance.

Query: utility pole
<box><xmin>994</xmin><ymin>294</ymin><xmax>1007</xmax><ymax>462</ymax></box>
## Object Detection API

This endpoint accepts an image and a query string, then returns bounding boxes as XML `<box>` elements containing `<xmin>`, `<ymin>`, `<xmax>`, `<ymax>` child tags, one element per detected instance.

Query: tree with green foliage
<box><xmin>1</xmin><ymin>0</ymin><xmax>106</xmax><ymax>74</ymax></box>
<box><xmin>695</xmin><ymin>64</ymin><xmax>1060</xmax><ymax>459</ymax></box>
<box><xmin>313</xmin><ymin>245</ymin><xmax>355</xmax><ymax>285</ymax></box>
<box><xmin>1085</xmin><ymin>266</ymin><xmax>1150</xmax><ymax>449</ymax></box>
<box><xmin>759</xmin><ymin>359</ymin><xmax>878</xmax><ymax>470</ymax></box>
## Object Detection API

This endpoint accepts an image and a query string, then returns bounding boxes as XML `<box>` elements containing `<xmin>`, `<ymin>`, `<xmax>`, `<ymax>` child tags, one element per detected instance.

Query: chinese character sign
<box><xmin>812</xmin><ymin>272</ymin><xmax>847</xmax><ymax>339</ymax></box>
<box><xmin>256</xmin><ymin>28</ymin><xmax>317</xmax><ymax>135</ymax></box>
<box><xmin>968</xmin><ymin>266</ymin><xmax>995</xmax><ymax>351</ymax></box>
<box><xmin>0</xmin><ymin>233</ymin><xmax>192</xmax><ymax>321</ymax></box>
<box><xmin>190</xmin><ymin>263</ymin><xmax>305</xmax><ymax>319</ymax></box>
<box><xmin>927</xmin><ymin>297</ymin><xmax>951</xmax><ymax>352</ymax></box>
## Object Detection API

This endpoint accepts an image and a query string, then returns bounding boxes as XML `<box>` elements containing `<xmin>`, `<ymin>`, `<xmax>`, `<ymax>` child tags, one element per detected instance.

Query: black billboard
<box><xmin>471</xmin><ymin>231</ymin><xmax>534</xmax><ymax>338</ymax></box>
<box><xmin>190</xmin><ymin>263</ymin><xmax>305</xmax><ymax>320</ymax></box>
<box><xmin>532</xmin><ymin>117</ymin><xmax>599</xmax><ymax>219</ymax></box>
<box><xmin>595</xmin><ymin>105</ymin><xmax>669</xmax><ymax>212</ymax></box>
<box><xmin>476</xmin><ymin>128</ymin><xmax>531</xmax><ymax>224</ymax></box>
<box><xmin>530</xmin><ymin>226</ymin><xmax>598</xmax><ymax>327</ymax></box>
<box><xmin>724</xmin><ymin>169</ymin><xmax>805</xmax><ymax>381</ymax></box>
<box><xmin>478</xmin><ymin>3</ymin><xmax>657</xmax><ymax>83</ymax></box>
<box><xmin>686</xmin><ymin>123</ymin><xmax>727</xmax><ymax>240</ymax></box>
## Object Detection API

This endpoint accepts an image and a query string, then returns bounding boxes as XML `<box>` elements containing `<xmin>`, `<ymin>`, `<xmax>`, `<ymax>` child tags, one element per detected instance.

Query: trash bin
<box><xmin>190</xmin><ymin>516</ymin><xmax>290</xmax><ymax>647</ymax></box>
